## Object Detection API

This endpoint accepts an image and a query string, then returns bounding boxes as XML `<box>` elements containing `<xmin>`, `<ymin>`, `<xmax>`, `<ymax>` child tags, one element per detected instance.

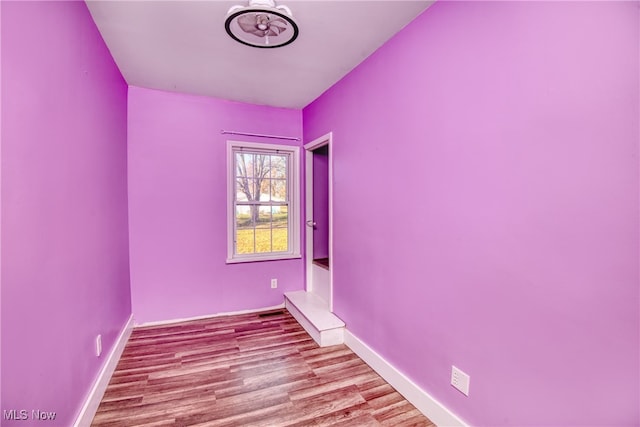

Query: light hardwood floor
<box><xmin>92</xmin><ymin>309</ymin><xmax>435</xmax><ymax>426</ymax></box>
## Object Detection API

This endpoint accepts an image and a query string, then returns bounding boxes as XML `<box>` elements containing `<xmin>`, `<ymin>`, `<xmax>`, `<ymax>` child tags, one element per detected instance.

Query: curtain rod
<box><xmin>221</xmin><ymin>130</ymin><xmax>300</xmax><ymax>141</ymax></box>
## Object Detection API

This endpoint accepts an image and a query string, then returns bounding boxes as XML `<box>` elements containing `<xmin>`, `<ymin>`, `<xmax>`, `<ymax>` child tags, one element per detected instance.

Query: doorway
<box><xmin>305</xmin><ymin>132</ymin><xmax>332</xmax><ymax>310</ymax></box>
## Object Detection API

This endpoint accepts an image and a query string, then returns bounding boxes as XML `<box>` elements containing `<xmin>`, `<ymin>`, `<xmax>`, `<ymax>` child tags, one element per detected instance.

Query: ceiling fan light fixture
<box><xmin>225</xmin><ymin>0</ymin><xmax>298</xmax><ymax>49</ymax></box>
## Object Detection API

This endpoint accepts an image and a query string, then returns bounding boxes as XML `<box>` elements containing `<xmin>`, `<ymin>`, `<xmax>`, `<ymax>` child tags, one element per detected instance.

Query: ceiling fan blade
<box><xmin>270</xmin><ymin>17</ymin><xmax>287</xmax><ymax>26</ymax></box>
<box><xmin>237</xmin><ymin>14</ymin><xmax>259</xmax><ymax>33</ymax></box>
<box><xmin>265</xmin><ymin>28</ymin><xmax>278</xmax><ymax>37</ymax></box>
<box><xmin>270</xmin><ymin>18</ymin><xmax>288</xmax><ymax>30</ymax></box>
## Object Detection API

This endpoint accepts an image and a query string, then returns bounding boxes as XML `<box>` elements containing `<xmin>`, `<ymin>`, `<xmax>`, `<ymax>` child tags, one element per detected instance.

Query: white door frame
<box><xmin>304</xmin><ymin>132</ymin><xmax>333</xmax><ymax>311</ymax></box>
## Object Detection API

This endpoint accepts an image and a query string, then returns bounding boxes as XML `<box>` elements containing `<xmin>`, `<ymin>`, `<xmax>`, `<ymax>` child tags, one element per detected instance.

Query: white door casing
<box><xmin>304</xmin><ymin>132</ymin><xmax>333</xmax><ymax>311</ymax></box>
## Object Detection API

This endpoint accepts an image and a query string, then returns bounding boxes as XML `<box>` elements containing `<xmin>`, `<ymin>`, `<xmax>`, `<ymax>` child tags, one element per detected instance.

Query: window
<box><xmin>227</xmin><ymin>141</ymin><xmax>300</xmax><ymax>263</ymax></box>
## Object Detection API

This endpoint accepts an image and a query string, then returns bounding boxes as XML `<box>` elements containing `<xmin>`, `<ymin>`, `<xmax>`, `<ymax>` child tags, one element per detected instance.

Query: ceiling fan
<box><xmin>225</xmin><ymin>0</ymin><xmax>299</xmax><ymax>49</ymax></box>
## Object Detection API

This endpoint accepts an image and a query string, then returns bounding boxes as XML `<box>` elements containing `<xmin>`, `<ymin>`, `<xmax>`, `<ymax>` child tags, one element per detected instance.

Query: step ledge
<box><xmin>284</xmin><ymin>291</ymin><xmax>345</xmax><ymax>332</ymax></box>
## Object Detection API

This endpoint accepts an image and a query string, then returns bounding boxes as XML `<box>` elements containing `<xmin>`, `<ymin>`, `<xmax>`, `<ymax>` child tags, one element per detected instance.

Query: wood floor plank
<box><xmin>191</xmin><ymin>401</ymin><xmax>296</xmax><ymax>427</ymax></box>
<box><xmin>326</xmin><ymin>412</ymin><xmax>381</xmax><ymax>427</ymax></box>
<box><xmin>287</xmin><ymin>401</ymin><xmax>377</xmax><ymax>427</ymax></box>
<box><xmin>92</xmin><ymin>309</ymin><xmax>433</xmax><ymax>427</ymax></box>
<box><xmin>379</xmin><ymin>409</ymin><xmax>435</xmax><ymax>427</ymax></box>
<box><xmin>373</xmin><ymin>400</ymin><xmax>419</xmax><ymax>420</ymax></box>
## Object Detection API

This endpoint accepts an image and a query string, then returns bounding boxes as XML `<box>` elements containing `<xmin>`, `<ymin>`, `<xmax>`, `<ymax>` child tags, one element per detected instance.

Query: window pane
<box><xmin>236</xmin><ymin>153</ymin><xmax>255</xmax><ymax>178</ymax></box>
<box><xmin>252</xmin><ymin>179</ymin><xmax>261</xmax><ymax>201</ymax></box>
<box><xmin>273</xmin><ymin>205</ymin><xmax>288</xmax><ymax>251</ymax></box>
<box><xmin>272</xmin><ymin>227</ymin><xmax>288</xmax><ymax>252</ymax></box>
<box><xmin>270</xmin><ymin>155</ymin><xmax>287</xmax><ymax>179</ymax></box>
<box><xmin>259</xmin><ymin>178</ymin><xmax>271</xmax><ymax>201</ymax></box>
<box><xmin>273</xmin><ymin>205</ymin><xmax>288</xmax><ymax>228</ymax></box>
<box><xmin>236</xmin><ymin>206</ymin><xmax>252</xmax><ymax>227</ymax></box>
<box><xmin>236</xmin><ymin>229</ymin><xmax>255</xmax><ymax>254</ymax></box>
<box><xmin>254</xmin><ymin>154</ymin><xmax>269</xmax><ymax>181</ymax></box>
<box><xmin>236</xmin><ymin>178</ymin><xmax>249</xmax><ymax>202</ymax></box>
<box><xmin>255</xmin><ymin>229</ymin><xmax>272</xmax><ymax>253</ymax></box>
<box><xmin>256</xmin><ymin>208</ymin><xmax>272</xmax><ymax>229</ymax></box>
<box><xmin>270</xmin><ymin>179</ymin><xmax>287</xmax><ymax>201</ymax></box>
<box><xmin>236</xmin><ymin>206</ymin><xmax>254</xmax><ymax>254</ymax></box>
<box><xmin>237</xmin><ymin>177</ymin><xmax>261</xmax><ymax>202</ymax></box>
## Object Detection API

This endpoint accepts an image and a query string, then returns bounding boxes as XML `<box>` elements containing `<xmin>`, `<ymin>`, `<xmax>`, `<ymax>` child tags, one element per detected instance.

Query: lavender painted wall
<box><xmin>312</xmin><ymin>146</ymin><xmax>329</xmax><ymax>260</ymax></box>
<box><xmin>304</xmin><ymin>2</ymin><xmax>639</xmax><ymax>425</ymax></box>
<box><xmin>1</xmin><ymin>1</ymin><xmax>131</xmax><ymax>425</ymax></box>
<box><xmin>128</xmin><ymin>87</ymin><xmax>304</xmax><ymax>324</ymax></box>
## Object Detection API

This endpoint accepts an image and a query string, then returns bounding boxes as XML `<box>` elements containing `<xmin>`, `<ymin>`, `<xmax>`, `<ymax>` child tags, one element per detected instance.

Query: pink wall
<box><xmin>304</xmin><ymin>1</ymin><xmax>639</xmax><ymax>425</ymax></box>
<box><xmin>1</xmin><ymin>1</ymin><xmax>131</xmax><ymax>425</ymax></box>
<box><xmin>128</xmin><ymin>87</ymin><xmax>304</xmax><ymax>324</ymax></box>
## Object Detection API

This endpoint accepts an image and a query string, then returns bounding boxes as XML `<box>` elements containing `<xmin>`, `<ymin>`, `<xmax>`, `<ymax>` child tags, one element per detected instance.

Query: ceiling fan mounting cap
<box><xmin>227</xmin><ymin>0</ymin><xmax>293</xmax><ymax>17</ymax></box>
<box><xmin>248</xmin><ymin>0</ymin><xmax>276</xmax><ymax>8</ymax></box>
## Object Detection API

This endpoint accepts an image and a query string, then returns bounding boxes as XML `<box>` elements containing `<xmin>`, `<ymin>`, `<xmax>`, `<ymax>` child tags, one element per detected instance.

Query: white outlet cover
<box><xmin>451</xmin><ymin>365</ymin><xmax>470</xmax><ymax>396</ymax></box>
<box><xmin>95</xmin><ymin>335</ymin><xmax>102</xmax><ymax>357</ymax></box>
<box><xmin>271</xmin><ymin>279</ymin><xmax>278</xmax><ymax>288</ymax></box>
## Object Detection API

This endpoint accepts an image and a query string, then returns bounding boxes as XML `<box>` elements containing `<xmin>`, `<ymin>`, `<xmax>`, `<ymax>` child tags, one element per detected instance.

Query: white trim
<box><xmin>284</xmin><ymin>292</ymin><xmax>344</xmax><ymax>347</ymax></box>
<box><xmin>303</xmin><ymin>132</ymin><xmax>333</xmax><ymax>311</ymax></box>
<box><xmin>226</xmin><ymin>140</ymin><xmax>301</xmax><ymax>264</ymax></box>
<box><xmin>304</xmin><ymin>132</ymin><xmax>332</xmax><ymax>151</ymax></box>
<box><xmin>225</xmin><ymin>254</ymin><xmax>301</xmax><ymax>264</ymax></box>
<box><xmin>311</xmin><ymin>263</ymin><xmax>330</xmax><ymax>305</ymax></box>
<box><xmin>344</xmin><ymin>330</ymin><xmax>468</xmax><ymax>427</ymax></box>
<box><xmin>135</xmin><ymin>303</ymin><xmax>285</xmax><ymax>327</ymax></box>
<box><xmin>304</xmin><ymin>149</ymin><xmax>313</xmax><ymax>293</ymax></box>
<box><xmin>74</xmin><ymin>315</ymin><xmax>134</xmax><ymax>427</ymax></box>
<box><xmin>328</xmin><ymin>136</ymin><xmax>333</xmax><ymax>311</ymax></box>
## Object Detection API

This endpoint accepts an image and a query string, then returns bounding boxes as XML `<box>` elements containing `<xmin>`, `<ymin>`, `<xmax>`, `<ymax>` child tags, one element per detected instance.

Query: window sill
<box><xmin>226</xmin><ymin>254</ymin><xmax>302</xmax><ymax>264</ymax></box>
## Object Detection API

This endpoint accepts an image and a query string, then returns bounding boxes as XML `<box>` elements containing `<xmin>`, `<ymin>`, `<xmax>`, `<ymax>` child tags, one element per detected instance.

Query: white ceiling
<box><xmin>86</xmin><ymin>0</ymin><xmax>433</xmax><ymax>109</ymax></box>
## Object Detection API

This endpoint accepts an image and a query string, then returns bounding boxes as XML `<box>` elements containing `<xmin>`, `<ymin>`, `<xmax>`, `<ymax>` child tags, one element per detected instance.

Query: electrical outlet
<box><xmin>271</xmin><ymin>278</ymin><xmax>278</xmax><ymax>289</ymax></box>
<box><xmin>451</xmin><ymin>366</ymin><xmax>470</xmax><ymax>396</ymax></box>
<box><xmin>95</xmin><ymin>335</ymin><xmax>102</xmax><ymax>357</ymax></box>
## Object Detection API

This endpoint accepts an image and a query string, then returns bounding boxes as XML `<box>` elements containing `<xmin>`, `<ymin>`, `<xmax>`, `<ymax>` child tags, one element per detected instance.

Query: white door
<box><xmin>304</xmin><ymin>133</ymin><xmax>333</xmax><ymax>310</ymax></box>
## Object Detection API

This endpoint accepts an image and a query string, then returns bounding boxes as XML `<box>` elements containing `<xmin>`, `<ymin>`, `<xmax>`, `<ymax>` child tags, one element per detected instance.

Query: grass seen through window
<box><xmin>236</xmin><ymin>210</ymin><xmax>288</xmax><ymax>254</ymax></box>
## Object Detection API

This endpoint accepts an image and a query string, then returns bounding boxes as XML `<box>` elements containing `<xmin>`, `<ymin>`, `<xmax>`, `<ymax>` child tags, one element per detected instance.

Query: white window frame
<box><xmin>226</xmin><ymin>140</ymin><xmax>301</xmax><ymax>264</ymax></box>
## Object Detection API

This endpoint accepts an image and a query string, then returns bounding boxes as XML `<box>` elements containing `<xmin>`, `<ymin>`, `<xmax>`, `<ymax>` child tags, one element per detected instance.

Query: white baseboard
<box><xmin>73</xmin><ymin>315</ymin><xmax>134</xmax><ymax>427</ymax></box>
<box><xmin>344</xmin><ymin>329</ymin><xmax>468</xmax><ymax>427</ymax></box>
<box><xmin>135</xmin><ymin>303</ymin><xmax>285</xmax><ymax>328</ymax></box>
